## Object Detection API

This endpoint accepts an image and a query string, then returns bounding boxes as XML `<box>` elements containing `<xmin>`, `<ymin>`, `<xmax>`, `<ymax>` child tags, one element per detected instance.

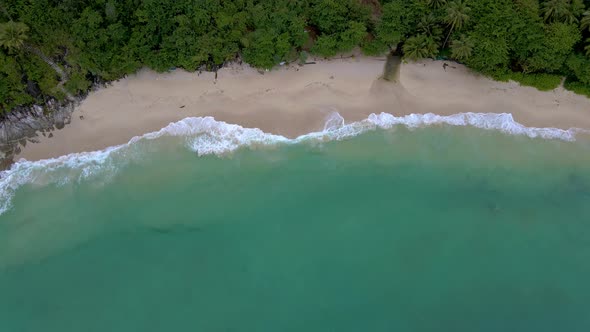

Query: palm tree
<box><xmin>0</xmin><ymin>20</ymin><xmax>28</xmax><ymax>51</ymax></box>
<box><xmin>571</xmin><ymin>0</ymin><xmax>585</xmax><ymax>17</ymax></box>
<box><xmin>403</xmin><ymin>34</ymin><xmax>439</xmax><ymax>60</ymax></box>
<box><xmin>417</xmin><ymin>13</ymin><xmax>443</xmax><ymax>42</ymax></box>
<box><xmin>0</xmin><ymin>21</ymin><xmax>71</xmax><ymax>98</ymax></box>
<box><xmin>427</xmin><ymin>0</ymin><xmax>447</xmax><ymax>9</ymax></box>
<box><xmin>585</xmin><ymin>38</ymin><xmax>590</xmax><ymax>57</ymax></box>
<box><xmin>443</xmin><ymin>0</ymin><xmax>471</xmax><ymax>48</ymax></box>
<box><xmin>581</xmin><ymin>10</ymin><xmax>590</xmax><ymax>31</ymax></box>
<box><xmin>450</xmin><ymin>35</ymin><xmax>474</xmax><ymax>61</ymax></box>
<box><xmin>541</xmin><ymin>0</ymin><xmax>577</xmax><ymax>24</ymax></box>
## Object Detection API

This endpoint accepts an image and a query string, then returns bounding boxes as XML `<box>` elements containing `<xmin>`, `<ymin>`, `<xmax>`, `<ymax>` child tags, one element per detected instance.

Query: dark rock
<box><xmin>25</xmin><ymin>80</ymin><xmax>42</xmax><ymax>98</ymax></box>
<box><xmin>0</xmin><ymin>99</ymin><xmax>78</xmax><ymax>169</ymax></box>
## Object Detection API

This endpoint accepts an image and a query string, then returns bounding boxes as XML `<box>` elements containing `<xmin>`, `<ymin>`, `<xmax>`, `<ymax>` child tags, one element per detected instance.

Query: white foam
<box><xmin>0</xmin><ymin>112</ymin><xmax>585</xmax><ymax>215</ymax></box>
<box><xmin>323</xmin><ymin>110</ymin><xmax>346</xmax><ymax>131</ymax></box>
<box><xmin>365</xmin><ymin>112</ymin><xmax>581</xmax><ymax>141</ymax></box>
<box><xmin>139</xmin><ymin>116</ymin><xmax>290</xmax><ymax>155</ymax></box>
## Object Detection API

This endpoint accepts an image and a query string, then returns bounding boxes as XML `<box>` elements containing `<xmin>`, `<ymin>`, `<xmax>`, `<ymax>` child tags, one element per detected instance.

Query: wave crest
<box><xmin>368</xmin><ymin>112</ymin><xmax>582</xmax><ymax>140</ymax></box>
<box><xmin>0</xmin><ymin>112</ymin><xmax>585</xmax><ymax>215</ymax></box>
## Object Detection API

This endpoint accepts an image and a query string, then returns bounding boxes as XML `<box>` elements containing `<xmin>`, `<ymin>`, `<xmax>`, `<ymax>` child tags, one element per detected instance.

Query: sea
<box><xmin>0</xmin><ymin>112</ymin><xmax>589</xmax><ymax>331</ymax></box>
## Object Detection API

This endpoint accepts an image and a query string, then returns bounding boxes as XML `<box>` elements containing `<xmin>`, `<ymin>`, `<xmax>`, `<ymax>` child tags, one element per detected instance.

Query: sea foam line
<box><xmin>0</xmin><ymin>112</ymin><xmax>585</xmax><ymax>216</ymax></box>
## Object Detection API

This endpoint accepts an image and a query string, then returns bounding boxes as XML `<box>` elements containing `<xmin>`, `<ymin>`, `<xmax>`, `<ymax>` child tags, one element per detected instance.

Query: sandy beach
<box><xmin>16</xmin><ymin>56</ymin><xmax>590</xmax><ymax>161</ymax></box>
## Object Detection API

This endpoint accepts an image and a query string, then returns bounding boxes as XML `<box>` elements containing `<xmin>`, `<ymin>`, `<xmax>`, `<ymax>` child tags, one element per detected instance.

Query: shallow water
<box><xmin>1</xmin><ymin>117</ymin><xmax>590</xmax><ymax>331</ymax></box>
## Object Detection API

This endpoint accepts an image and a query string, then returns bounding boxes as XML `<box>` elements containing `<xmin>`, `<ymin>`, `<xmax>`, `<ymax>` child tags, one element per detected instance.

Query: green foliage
<box><xmin>417</xmin><ymin>13</ymin><xmax>444</xmax><ymax>41</ymax></box>
<box><xmin>525</xmin><ymin>23</ymin><xmax>581</xmax><ymax>72</ymax></box>
<box><xmin>446</xmin><ymin>0</ymin><xmax>471</xmax><ymax>31</ymax></box>
<box><xmin>2</xmin><ymin>0</ymin><xmax>590</xmax><ymax>113</ymax></box>
<box><xmin>0</xmin><ymin>52</ymin><xmax>32</xmax><ymax>112</ymax></box>
<box><xmin>64</xmin><ymin>71</ymin><xmax>91</xmax><ymax>95</ymax></box>
<box><xmin>339</xmin><ymin>21</ymin><xmax>368</xmax><ymax>51</ymax></box>
<box><xmin>70</xmin><ymin>8</ymin><xmax>135</xmax><ymax>78</ymax></box>
<box><xmin>403</xmin><ymin>34</ymin><xmax>439</xmax><ymax>60</ymax></box>
<box><xmin>361</xmin><ymin>36</ymin><xmax>389</xmax><ymax>56</ymax></box>
<box><xmin>564</xmin><ymin>78</ymin><xmax>590</xmax><ymax>97</ymax></box>
<box><xmin>307</xmin><ymin>0</ymin><xmax>369</xmax><ymax>57</ymax></box>
<box><xmin>462</xmin><ymin>0</ymin><xmax>514</xmax><ymax>73</ymax></box>
<box><xmin>465</xmin><ymin>30</ymin><xmax>510</xmax><ymax>73</ymax></box>
<box><xmin>541</xmin><ymin>0</ymin><xmax>585</xmax><ymax>24</ymax></box>
<box><xmin>581</xmin><ymin>10</ymin><xmax>590</xmax><ymax>31</ymax></box>
<box><xmin>311</xmin><ymin>34</ymin><xmax>340</xmax><ymax>57</ymax></box>
<box><xmin>0</xmin><ymin>21</ymin><xmax>28</xmax><ymax>52</ymax></box>
<box><xmin>311</xmin><ymin>21</ymin><xmax>367</xmax><ymax>57</ymax></box>
<box><xmin>450</xmin><ymin>35</ymin><xmax>474</xmax><ymax>61</ymax></box>
<box><xmin>491</xmin><ymin>70</ymin><xmax>563</xmax><ymax>90</ymax></box>
<box><xmin>241</xmin><ymin>1</ymin><xmax>308</xmax><ymax>68</ymax></box>
<box><xmin>309</xmin><ymin>0</ymin><xmax>370</xmax><ymax>35</ymax></box>
<box><xmin>565</xmin><ymin>53</ymin><xmax>590</xmax><ymax>84</ymax></box>
<box><xmin>507</xmin><ymin>0</ymin><xmax>545</xmax><ymax>70</ymax></box>
<box><xmin>243</xmin><ymin>30</ymin><xmax>291</xmax><ymax>68</ymax></box>
<box><xmin>427</xmin><ymin>0</ymin><xmax>448</xmax><ymax>9</ymax></box>
<box><xmin>515</xmin><ymin>73</ymin><xmax>563</xmax><ymax>91</ymax></box>
<box><xmin>25</xmin><ymin>57</ymin><xmax>59</xmax><ymax>96</ymax></box>
<box><xmin>443</xmin><ymin>0</ymin><xmax>471</xmax><ymax>47</ymax></box>
<box><xmin>375</xmin><ymin>0</ymin><xmax>422</xmax><ymax>48</ymax></box>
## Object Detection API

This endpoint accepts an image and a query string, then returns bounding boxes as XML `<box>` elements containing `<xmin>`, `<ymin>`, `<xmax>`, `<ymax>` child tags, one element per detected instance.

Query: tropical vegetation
<box><xmin>1</xmin><ymin>0</ymin><xmax>590</xmax><ymax>113</ymax></box>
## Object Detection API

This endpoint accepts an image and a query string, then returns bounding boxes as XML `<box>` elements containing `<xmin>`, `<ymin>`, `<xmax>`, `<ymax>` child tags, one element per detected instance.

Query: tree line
<box><xmin>1</xmin><ymin>0</ymin><xmax>590</xmax><ymax>113</ymax></box>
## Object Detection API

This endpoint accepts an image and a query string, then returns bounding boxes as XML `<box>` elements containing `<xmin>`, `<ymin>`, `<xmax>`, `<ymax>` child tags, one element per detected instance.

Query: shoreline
<box><xmin>13</xmin><ymin>56</ymin><xmax>590</xmax><ymax>162</ymax></box>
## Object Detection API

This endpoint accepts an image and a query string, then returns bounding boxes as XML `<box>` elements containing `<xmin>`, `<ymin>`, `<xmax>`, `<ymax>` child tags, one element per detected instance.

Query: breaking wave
<box><xmin>0</xmin><ymin>112</ymin><xmax>586</xmax><ymax>215</ymax></box>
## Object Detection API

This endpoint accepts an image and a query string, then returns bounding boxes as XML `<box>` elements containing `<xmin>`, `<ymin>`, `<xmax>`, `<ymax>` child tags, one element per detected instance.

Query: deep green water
<box><xmin>1</xmin><ymin>124</ymin><xmax>590</xmax><ymax>331</ymax></box>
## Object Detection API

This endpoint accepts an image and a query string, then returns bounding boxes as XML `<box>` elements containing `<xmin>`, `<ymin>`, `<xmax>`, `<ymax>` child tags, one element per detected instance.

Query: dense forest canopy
<box><xmin>1</xmin><ymin>0</ymin><xmax>590</xmax><ymax>113</ymax></box>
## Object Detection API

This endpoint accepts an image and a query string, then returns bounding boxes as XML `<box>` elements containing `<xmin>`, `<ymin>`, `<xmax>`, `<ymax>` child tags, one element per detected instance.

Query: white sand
<box><xmin>17</xmin><ymin>56</ymin><xmax>590</xmax><ymax>161</ymax></box>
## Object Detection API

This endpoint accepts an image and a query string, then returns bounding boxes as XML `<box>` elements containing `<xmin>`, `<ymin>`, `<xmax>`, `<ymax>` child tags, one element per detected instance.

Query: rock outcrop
<box><xmin>0</xmin><ymin>100</ymin><xmax>77</xmax><ymax>169</ymax></box>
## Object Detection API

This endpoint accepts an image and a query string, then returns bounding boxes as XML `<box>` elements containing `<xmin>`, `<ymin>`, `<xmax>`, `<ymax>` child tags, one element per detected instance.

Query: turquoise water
<box><xmin>1</xmin><ymin>121</ymin><xmax>590</xmax><ymax>331</ymax></box>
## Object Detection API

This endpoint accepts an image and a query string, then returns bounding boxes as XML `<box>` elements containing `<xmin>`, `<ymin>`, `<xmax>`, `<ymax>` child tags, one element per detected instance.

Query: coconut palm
<box><xmin>417</xmin><ymin>13</ymin><xmax>443</xmax><ymax>42</ymax></box>
<box><xmin>427</xmin><ymin>0</ymin><xmax>447</xmax><ymax>9</ymax></box>
<box><xmin>585</xmin><ymin>39</ymin><xmax>590</xmax><ymax>56</ymax></box>
<box><xmin>403</xmin><ymin>34</ymin><xmax>439</xmax><ymax>60</ymax></box>
<box><xmin>581</xmin><ymin>10</ymin><xmax>590</xmax><ymax>31</ymax></box>
<box><xmin>0</xmin><ymin>20</ymin><xmax>28</xmax><ymax>52</ymax></box>
<box><xmin>541</xmin><ymin>0</ymin><xmax>577</xmax><ymax>24</ymax></box>
<box><xmin>0</xmin><ymin>21</ymin><xmax>67</xmax><ymax>80</ymax></box>
<box><xmin>443</xmin><ymin>0</ymin><xmax>471</xmax><ymax>48</ymax></box>
<box><xmin>451</xmin><ymin>35</ymin><xmax>474</xmax><ymax>61</ymax></box>
<box><xmin>0</xmin><ymin>21</ymin><xmax>71</xmax><ymax>98</ymax></box>
<box><xmin>571</xmin><ymin>0</ymin><xmax>585</xmax><ymax>17</ymax></box>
